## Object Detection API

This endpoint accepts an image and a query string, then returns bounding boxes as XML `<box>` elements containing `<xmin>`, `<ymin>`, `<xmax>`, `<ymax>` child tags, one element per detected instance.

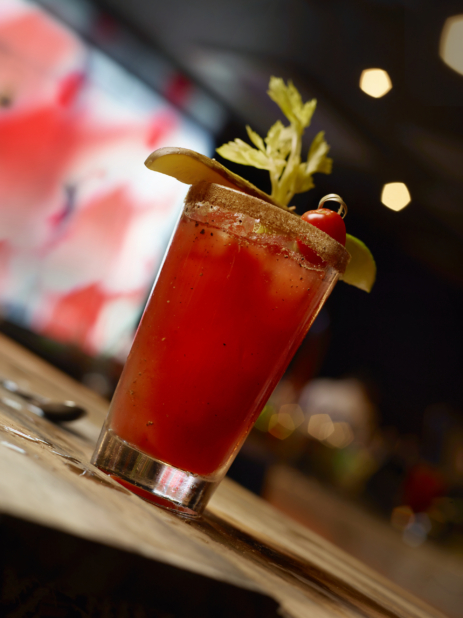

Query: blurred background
<box><xmin>0</xmin><ymin>0</ymin><xmax>462</xmax><ymax>615</ymax></box>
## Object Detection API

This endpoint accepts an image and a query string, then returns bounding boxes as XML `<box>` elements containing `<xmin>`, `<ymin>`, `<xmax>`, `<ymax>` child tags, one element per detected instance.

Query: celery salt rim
<box><xmin>185</xmin><ymin>182</ymin><xmax>350</xmax><ymax>275</ymax></box>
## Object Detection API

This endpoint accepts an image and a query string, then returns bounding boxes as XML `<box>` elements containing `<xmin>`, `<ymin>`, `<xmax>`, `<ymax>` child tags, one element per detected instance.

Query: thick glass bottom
<box><xmin>91</xmin><ymin>429</ymin><xmax>219</xmax><ymax>517</ymax></box>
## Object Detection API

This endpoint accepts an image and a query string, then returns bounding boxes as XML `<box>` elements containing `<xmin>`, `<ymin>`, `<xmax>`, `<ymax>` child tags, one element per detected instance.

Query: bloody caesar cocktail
<box><xmin>92</xmin><ymin>77</ymin><xmax>375</xmax><ymax>516</ymax></box>
<box><xmin>92</xmin><ymin>181</ymin><xmax>350</xmax><ymax>515</ymax></box>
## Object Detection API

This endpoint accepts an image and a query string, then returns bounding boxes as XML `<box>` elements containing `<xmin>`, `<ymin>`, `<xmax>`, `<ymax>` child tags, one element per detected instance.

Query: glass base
<box><xmin>91</xmin><ymin>429</ymin><xmax>219</xmax><ymax>517</ymax></box>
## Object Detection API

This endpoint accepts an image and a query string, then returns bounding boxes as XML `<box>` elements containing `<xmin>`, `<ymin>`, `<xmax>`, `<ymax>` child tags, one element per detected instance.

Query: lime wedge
<box><xmin>145</xmin><ymin>147</ymin><xmax>279</xmax><ymax>207</ymax></box>
<box><xmin>342</xmin><ymin>234</ymin><xmax>376</xmax><ymax>292</ymax></box>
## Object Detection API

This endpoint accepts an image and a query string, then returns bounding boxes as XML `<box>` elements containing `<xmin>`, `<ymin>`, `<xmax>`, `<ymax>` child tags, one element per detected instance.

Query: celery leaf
<box><xmin>246</xmin><ymin>126</ymin><xmax>266</xmax><ymax>153</ymax></box>
<box><xmin>306</xmin><ymin>131</ymin><xmax>332</xmax><ymax>176</ymax></box>
<box><xmin>216</xmin><ymin>139</ymin><xmax>270</xmax><ymax>170</ymax></box>
<box><xmin>217</xmin><ymin>76</ymin><xmax>332</xmax><ymax>208</ymax></box>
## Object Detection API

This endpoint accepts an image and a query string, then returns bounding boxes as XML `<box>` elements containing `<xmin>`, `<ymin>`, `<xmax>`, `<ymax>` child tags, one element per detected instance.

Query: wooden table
<box><xmin>0</xmin><ymin>334</ymin><xmax>446</xmax><ymax>618</ymax></box>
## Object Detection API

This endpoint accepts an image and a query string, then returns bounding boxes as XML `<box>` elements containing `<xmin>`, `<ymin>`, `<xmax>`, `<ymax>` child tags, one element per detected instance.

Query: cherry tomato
<box><xmin>297</xmin><ymin>208</ymin><xmax>346</xmax><ymax>266</ymax></box>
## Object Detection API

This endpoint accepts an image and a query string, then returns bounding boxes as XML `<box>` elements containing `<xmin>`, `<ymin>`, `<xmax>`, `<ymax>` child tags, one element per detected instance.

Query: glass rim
<box><xmin>185</xmin><ymin>181</ymin><xmax>351</xmax><ymax>275</ymax></box>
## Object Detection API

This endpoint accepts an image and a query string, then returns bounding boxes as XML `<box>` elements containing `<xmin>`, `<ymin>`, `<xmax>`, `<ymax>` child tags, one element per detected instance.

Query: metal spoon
<box><xmin>0</xmin><ymin>377</ymin><xmax>86</xmax><ymax>422</ymax></box>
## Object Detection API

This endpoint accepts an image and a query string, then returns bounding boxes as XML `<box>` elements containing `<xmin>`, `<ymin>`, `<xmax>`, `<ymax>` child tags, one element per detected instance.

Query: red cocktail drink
<box><xmin>92</xmin><ymin>182</ymin><xmax>349</xmax><ymax>515</ymax></box>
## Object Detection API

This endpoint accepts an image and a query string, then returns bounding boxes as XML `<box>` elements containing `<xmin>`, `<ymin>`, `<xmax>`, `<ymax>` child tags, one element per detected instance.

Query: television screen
<box><xmin>0</xmin><ymin>0</ymin><xmax>213</xmax><ymax>359</ymax></box>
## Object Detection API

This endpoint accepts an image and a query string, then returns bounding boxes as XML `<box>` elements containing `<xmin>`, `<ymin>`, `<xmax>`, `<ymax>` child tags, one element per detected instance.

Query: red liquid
<box><xmin>110</xmin><ymin>214</ymin><xmax>335</xmax><ymax>477</ymax></box>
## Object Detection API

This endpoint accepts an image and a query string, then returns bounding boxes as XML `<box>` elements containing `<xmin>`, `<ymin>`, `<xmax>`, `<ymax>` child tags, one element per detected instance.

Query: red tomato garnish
<box><xmin>297</xmin><ymin>208</ymin><xmax>346</xmax><ymax>266</ymax></box>
<box><xmin>301</xmin><ymin>209</ymin><xmax>346</xmax><ymax>245</ymax></box>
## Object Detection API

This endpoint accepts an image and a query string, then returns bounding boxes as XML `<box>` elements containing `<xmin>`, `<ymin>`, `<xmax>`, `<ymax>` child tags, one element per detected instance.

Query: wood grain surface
<box><xmin>0</xmin><ymin>334</ymin><xmax>447</xmax><ymax>618</ymax></box>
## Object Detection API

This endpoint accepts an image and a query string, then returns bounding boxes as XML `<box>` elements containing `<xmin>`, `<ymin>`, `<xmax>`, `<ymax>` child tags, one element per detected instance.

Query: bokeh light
<box><xmin>359</xmin><ymin>68</ymin><xmax>392</xmax><ymax>98</ymax></box>
<box><xmin>381</xmin><ymin>182</ymin><xmax>411</xmax><ymax>211</ymax></box>
<box><xmin>439</xmin><ymin>15</ymin><xmax>463</xmax><ymax>76</ymax></box>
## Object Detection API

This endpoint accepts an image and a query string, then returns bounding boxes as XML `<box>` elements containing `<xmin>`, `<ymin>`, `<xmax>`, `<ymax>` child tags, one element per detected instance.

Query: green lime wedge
<box><xmin>145</xmin><ymin>147</ymin><xmax>279</xmax><ymax>206</ymax></box>
<box><xmin>342</xmin><ymin>234</ymin><xmax>376</xmax><ymax>292</ymax></box>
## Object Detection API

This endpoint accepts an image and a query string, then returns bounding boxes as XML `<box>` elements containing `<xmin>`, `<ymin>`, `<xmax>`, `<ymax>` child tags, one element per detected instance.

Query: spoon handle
<box><xmin>0</xmin><ymin>377</ymin><xmax>86</xmax><ymax>422</ymax></box>
<box><xmin>0</xmin><ymin>377</ymin><xmax>45</xmax><ymax>404</ymax></box>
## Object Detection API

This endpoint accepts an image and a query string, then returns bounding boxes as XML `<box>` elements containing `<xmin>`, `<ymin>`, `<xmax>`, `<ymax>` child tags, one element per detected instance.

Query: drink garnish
<box><xmin>217</xmin><ymin>77</ymin><xmax>332</xmax><ymax>209</ymax></box>
<box><xmin>343</xmin><ymin>235</ymin><xmax>376</xmax><ymax>293</ymax></box>
<box><xmin>296</xmin><ymin>193</ymin><xmax>376</xmax><ymax>291</ymax></box>
<box><xmin>145</xmin><ymin>77</ymin><xmax>376</xmax><ymax>292</ymax></box>
<box><xmin>145</xmin><ymin>147</ymin><xmax>279</xmax><ymax>206</ymax></box>
<box><xmin>217</xmin><ymin>77</ymin><xmax>375</xmax><ymax>291</ymax></box>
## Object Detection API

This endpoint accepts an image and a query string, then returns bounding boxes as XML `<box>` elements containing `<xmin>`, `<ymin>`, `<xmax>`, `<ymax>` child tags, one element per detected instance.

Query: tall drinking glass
<box><xmin>92</xmin><ymin>181</ymin><xmax>350</xmax><ymax>516</ymax></box>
